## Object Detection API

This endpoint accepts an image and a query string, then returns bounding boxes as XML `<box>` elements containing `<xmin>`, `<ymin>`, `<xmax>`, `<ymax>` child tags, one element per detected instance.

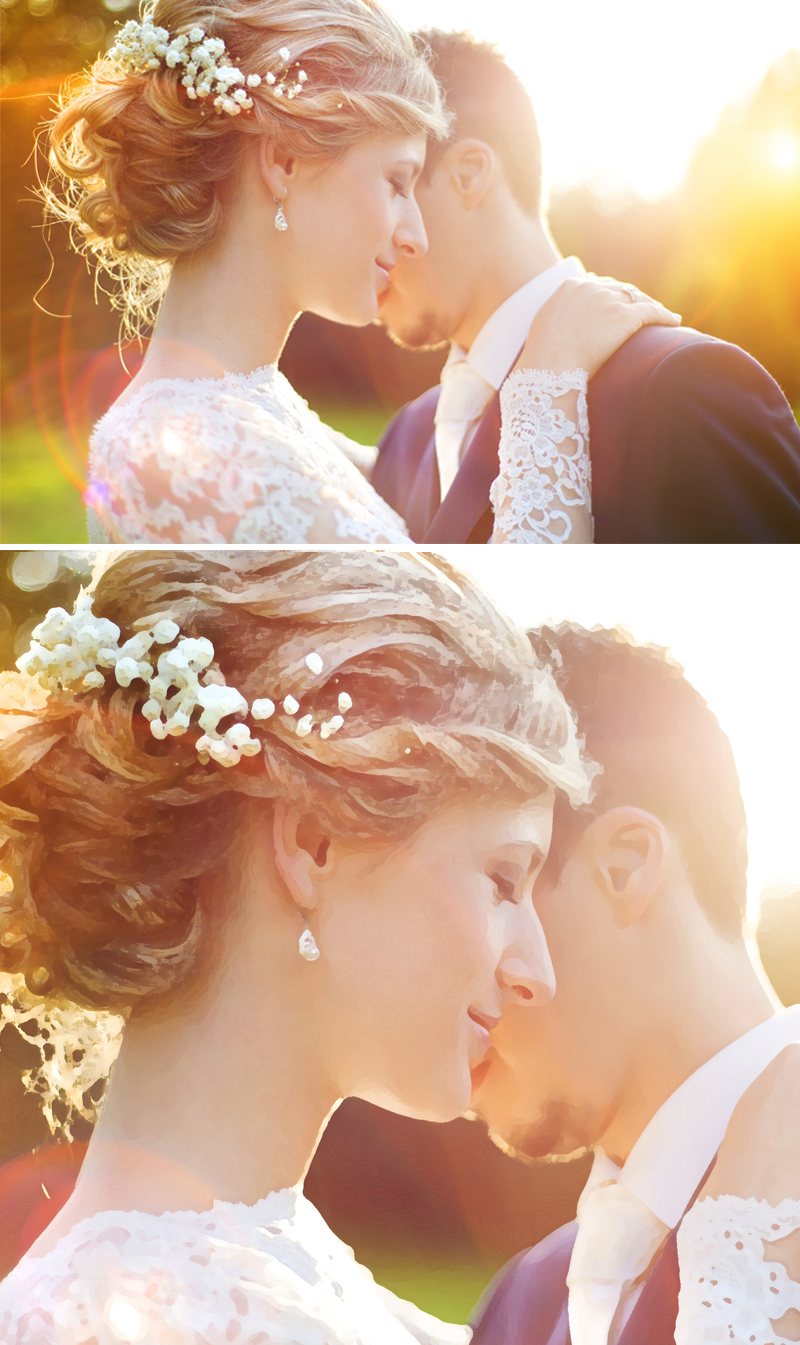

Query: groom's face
<box><xmin>470</xmin><ymin>820</ymin><xmax>644</xmax><ymax>1159</ymax></box>
<box><xmin>376</xmin><ymin>152</ymin><xmax>475</xmax><ymax>349</ymax></box>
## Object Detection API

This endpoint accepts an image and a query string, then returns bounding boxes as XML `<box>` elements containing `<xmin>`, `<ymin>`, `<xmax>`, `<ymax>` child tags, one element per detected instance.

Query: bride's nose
<box><xmin>496</xmin><ymin>907</ymin><xmax>556</xmax><ymax>1008</ymax></box>
<box><xmin>395</xmin><ymin>196</ymin><xmax>428</xmax><ymax>258</ymax></box>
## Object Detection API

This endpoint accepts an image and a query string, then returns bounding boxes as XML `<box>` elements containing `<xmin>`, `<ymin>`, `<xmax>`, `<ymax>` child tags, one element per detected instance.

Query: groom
<box><xmin>372</xmin><ymin>32</ymin><xmax>800</xmax><ymax>542</ymax></box>
<box><xmin>467</xmin><ymin>624</ymin><xmax>800</xmax><ymax>1344</ymax></box>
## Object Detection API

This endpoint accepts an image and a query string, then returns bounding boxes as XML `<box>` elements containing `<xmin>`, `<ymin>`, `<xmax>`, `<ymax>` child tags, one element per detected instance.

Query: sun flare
<box><xmin>767</xmin><ymin>127</ymin><xmax>800</xmax><ymax>172</ymax></box>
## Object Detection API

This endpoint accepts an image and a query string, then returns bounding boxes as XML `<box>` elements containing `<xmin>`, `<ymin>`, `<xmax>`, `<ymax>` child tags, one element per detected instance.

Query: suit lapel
<box><xmin>403</xmin><ymin>429</ymin><xmax>440</xmax><ymax>543</ymax></box>
<box><xmin>422</xmin><ymin>387</ymin><xmax>503</xmax><ymax>543</ymax></box>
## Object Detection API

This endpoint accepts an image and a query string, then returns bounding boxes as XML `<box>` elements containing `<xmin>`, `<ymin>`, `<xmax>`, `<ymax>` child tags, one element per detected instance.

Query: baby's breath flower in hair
<box><xmin>108</xmin><ymin>15</ymin><xmax>308</xmax><ymax>116</ymax></box>
<box><xmin>16</xmin><ymin>591</ymin><xmax>350</xmax><ymax>769</ymax></box>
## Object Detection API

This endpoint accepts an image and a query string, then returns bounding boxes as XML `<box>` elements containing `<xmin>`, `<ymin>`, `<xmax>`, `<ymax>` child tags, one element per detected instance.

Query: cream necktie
<box><xmin>434</xmin><ymin>358</ymin><xmax>495</xmax><ymax>499</ymax></box>
<box><xmin>567</xmin><ymin>1173</ymin><xmax>670</xmax><ymax>1345</ymax></box>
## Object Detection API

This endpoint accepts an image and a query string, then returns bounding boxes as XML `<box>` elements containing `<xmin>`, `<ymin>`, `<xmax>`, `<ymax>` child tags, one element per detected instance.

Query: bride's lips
<box><xmin>468</xmin><ymin>1008</ymin><xmax>500</xmax><ymax>1057</ymax></box>
<box><xmin>375</xmin><ymin>259</ymin><xmax>394</xmax><ymax>290</ymax></box>
<box><xmin>468</xmin><ymin>1011</ymin><xmax>498</xmax><ymax>1092</ymax></box>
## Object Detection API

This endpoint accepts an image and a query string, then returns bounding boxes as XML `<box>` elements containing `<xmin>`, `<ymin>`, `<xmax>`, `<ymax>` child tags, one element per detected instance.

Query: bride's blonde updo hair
<box><xmin>44</xmin><ymin>0</ymin><xmax>448</xmax><ymax>334</ymax></box>
<box><xmin>0</xmin><ymin>550</ymin><xmax>592</xmax><ymax>1017</ymax></box>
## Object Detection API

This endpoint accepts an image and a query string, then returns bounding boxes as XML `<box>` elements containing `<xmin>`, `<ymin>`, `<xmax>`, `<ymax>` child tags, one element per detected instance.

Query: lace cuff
<box><xmin>675</xmin><ymin>1194</ymin><xmax>800</xmax><ymax>1344</ymax></box>
<box><xmin>489</xmin><ymin>368</ymin><xmax>592</xmax><ymax>544</ymax></box>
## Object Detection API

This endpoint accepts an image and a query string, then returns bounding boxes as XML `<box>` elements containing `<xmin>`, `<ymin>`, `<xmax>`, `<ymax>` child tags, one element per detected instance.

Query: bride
<box><xmin>0</xmin><ymin>548</ymin><xmax>594</xmax><ymax>1340</ymax></box>
<box><xmin>45</xmin><ymin>0</ymin><xmax>678</xmax><ymax>545</ymax></box>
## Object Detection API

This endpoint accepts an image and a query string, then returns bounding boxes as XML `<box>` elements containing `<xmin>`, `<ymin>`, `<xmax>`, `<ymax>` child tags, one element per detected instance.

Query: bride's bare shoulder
<box><xmin>702</xmin><ymin>1043</ymin><xmax>800</xmax><ymax>1203</ymax></box>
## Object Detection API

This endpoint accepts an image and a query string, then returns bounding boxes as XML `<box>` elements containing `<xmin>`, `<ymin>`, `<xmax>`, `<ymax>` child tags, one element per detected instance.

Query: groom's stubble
<box><xmin>484</xmin><ymin>1098</ymin><xmax>593</xmax><ymax>1165</ymax></box>
<box><xmin>376</xmin><ymin>304</ymin><xmax>451</xmax><ymax>352</ymax></box>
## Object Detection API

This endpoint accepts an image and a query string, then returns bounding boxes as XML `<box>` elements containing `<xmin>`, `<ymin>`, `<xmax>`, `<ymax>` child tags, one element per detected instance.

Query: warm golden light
<box><xmin>438</xmin><ymin>548</ymin><xmax>800</xmax><ymax>922</ymax></box>
<box><xmin>392</xmin><ymin>0</ymin><xmax>800</xmax><ymax>198</ymax></box>
<box><xmin>767</xmin><ymin>127</ymin><xmax>800</xmax><ymax>172</ymax></box>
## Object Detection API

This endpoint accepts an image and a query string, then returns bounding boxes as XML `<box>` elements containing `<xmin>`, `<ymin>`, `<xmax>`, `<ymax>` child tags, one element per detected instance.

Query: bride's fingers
<box><xmin>586</xmin><ymin>275</ymin><xmax>680</xmax><ymax>320</ymax></box>
<box><xmin>629</xmin><ymin>297</ymin><xmax>682</xmax><ymax>327</ymax></box>
<box><xmin>516</xmin><ymin>275</ymin><xmax>681</xmax><ymax>379</ymax></box>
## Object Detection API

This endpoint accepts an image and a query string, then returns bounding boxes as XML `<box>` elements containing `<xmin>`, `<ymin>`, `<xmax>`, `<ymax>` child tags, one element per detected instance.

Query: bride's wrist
<box><xmin>507</xmin><ymin>361</ymin><xmax>588</xmax><ymax>384</ymax></box>
<box><xmin>514</xmin><ymin>346</ymin><xmax>584</xmax><ymax>376</ymax></box>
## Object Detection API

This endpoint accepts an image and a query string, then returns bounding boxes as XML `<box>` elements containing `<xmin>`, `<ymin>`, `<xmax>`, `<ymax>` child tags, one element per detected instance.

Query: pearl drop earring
<box><xmin>298</xmin><ymin>924</ymin><xmax>319</xmax><ymax>961</ymax></box>
<box><xmin>274</xmin><ymin>194</ymin><xmax>288</xmax><ymax>231</ymax></box>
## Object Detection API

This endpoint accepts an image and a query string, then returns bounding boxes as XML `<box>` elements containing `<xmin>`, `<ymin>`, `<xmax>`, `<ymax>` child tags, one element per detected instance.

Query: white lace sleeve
<box><xmin>86</xmin><ymin>372</ymin><xmax>407</xmax><ymax>545</ymax></box>
<box><xmin>675</xmin><ymin>1195</ymin><xmax>800</xmax><ymax>1344</ymax></box>
<box><xmin>320</xmin><ymin>426</ymin><xmax>378</xmax><ymax>479</ymax></box>
<box><xmin>489</xmin><ymin>369</ymin><xmax>593</xmax><ymax>544</ymax></box>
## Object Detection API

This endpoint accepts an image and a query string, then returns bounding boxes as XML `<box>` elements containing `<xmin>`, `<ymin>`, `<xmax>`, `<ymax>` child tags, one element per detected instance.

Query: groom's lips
<box><xmin>469</xmin><ymin>1057</ymin><xmax>492</xmax><ymax>1091</ymax></box>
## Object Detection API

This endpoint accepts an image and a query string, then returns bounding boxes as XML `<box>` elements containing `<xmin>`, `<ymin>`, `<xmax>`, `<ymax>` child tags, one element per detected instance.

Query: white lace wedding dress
<box><xmin>675</xmin><ymin>1194</ymin><xmax>800</xmax><ymax>1344</ymax></box>
<box><xmin>85</xmin><ymin>365</ymin><xmax>592</xmax><ymax>545</ymax></box>
<box><xmin>0</xmin><ymin>1185</ymin><xmax>471</xmax><ymax>1345</ymax></box>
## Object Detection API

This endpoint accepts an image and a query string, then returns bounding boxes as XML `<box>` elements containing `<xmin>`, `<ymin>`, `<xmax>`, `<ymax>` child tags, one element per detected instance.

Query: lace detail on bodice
<box><xmin>86</xmin><ymin>365</ymin><xmax>409</xmax><ymax>545</ymax></box>
<box><xmin>489</xmin><ymin>369</ymin><xmax>592</xmax><ymax>544</ymax></box>
<box><xmin>675</xmin><ymin>1194</ymin><xmax>800</xmax><ymax>1344</ymax></box>
<box><xmin>0</xmin><ymin>1188</ymin><xmax>470</xmax><ymax>1345</ymax></box>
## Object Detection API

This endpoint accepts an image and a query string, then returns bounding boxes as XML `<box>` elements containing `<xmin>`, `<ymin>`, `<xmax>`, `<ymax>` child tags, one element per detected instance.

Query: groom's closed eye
<box><xmin>490</xmin><ymin>849</ymin><xmax>545</xmax><ymax>903</ymax></box>
<box><xmin>490</xmin><ymin>869</ymin><xmax>519</xmax><ymax>903</ymax></box>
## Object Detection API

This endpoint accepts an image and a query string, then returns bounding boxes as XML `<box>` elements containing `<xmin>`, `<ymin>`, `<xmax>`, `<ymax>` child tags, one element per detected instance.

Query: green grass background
<box><xmin>0</xmin><ymin>405</ymin><xmax>393</xmax><ymax>544</ymax></box>
<box><xmin>370</xmin><ymin>1257</ymin><xmax>496</xmax><ymax>1324</ymax></box>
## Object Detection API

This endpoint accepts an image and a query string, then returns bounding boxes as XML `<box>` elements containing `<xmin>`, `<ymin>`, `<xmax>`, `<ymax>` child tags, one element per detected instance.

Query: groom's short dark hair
<box><xmin>530</xmin><ymin>624</ymin><xmax>748</xmax><ymax>938</ymax></box>
<box><xmin>414</xmin><ymin>30</ymin><xmax>543</xmax><ymax>217</ymax></box>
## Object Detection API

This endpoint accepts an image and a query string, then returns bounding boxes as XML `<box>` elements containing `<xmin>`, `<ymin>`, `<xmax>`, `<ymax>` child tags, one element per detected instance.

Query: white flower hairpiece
<box><xmin>16</xmin><ymin>592</ymin><xmax>352</xmax><ymax>767</ymax></box>
<box><xmin>108</xmin><ymin>16</ymin><xmax>308</xmax><ymax>116</ymax></box>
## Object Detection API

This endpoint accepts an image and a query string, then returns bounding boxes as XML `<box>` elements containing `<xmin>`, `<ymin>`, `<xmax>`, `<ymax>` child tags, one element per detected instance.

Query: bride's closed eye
<box><xmin>390</xmin><ymin>177</ymin><xmax>411</xmax><ymax>198</ymax></box>
<box><xmin>490</xmin><ymin>865</ymin><xmax>522</xmax><ymax>904</ymax></box>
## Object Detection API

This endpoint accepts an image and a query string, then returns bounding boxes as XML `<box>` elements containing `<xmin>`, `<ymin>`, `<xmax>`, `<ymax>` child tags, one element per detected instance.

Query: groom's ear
<box><xmin>444</xmin><ymin>138</ymin><xmax>497</xmax><ymax>210</ymax></box>
<box><xmin>582</xmin><ymin>806</ymin><xmax>671</xmax><ymax>927</ymax></box>
<box><xmin>272</xmin><ymin>802</ymin><xmax>334</xmax><ymax>912</ymax></box>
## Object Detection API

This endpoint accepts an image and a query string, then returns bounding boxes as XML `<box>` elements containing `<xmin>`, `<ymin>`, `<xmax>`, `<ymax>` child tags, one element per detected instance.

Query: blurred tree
<box><xmin>1</xmin><ymin>0</ymin><xmax>121</xmax><ymax>91</ymax></box>
<box><xmin>542</xmin><ymin>50</ymin><xmax>800</xmax><ymax>407</ymax></box>
<box><xmin>665</xmin><ymin>50</ymin><xmax>800</xmax><ymax>406</ymax></box>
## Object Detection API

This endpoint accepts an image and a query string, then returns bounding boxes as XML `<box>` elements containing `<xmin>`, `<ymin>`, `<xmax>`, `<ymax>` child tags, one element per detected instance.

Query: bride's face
<box><xmin>315</xmin><ymin>790</ymin><xmax>556</xmax><ymax>1122</ymax></box>
<box><xmin>284</xmin><ymin>133</ymin><xmax>429</xmax><ymax>326</ymax></box>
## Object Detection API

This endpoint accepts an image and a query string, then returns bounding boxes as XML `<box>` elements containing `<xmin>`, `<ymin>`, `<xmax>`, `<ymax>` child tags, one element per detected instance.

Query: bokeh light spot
<box><xmin>106</xmin><ymin>1294</ymin><xmax>147</xmax><ymax>1341</ymax></box>
<box><xmin>767</xmin><ymin>127</ymin><xmax>800</xmax><ymax>172</ymax></box>
<box><xmin>161</xmin><ymin>428</ymin><xmax>184</xmax><ymax>458</ymax></box>
<box><xmin>10</xmin><ymin>552</ymin><xmax>60</xmax><ymax>593</ymax></box>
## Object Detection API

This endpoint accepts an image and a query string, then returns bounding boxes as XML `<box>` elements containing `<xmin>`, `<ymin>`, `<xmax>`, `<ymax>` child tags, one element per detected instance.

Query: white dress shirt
<box><xmin>567</xmin><ymin>1005</ymin><xmax>800</xmax><ymax>1345</ymax></box>
<box><xmin>434</xmin><ymin>257</ymin><xmax>585</xmax><ymax>498</ymax></box>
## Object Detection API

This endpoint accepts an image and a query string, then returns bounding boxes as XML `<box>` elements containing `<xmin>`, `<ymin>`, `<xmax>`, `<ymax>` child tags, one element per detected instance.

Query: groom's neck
<box><xmin>598</xmin><ymin>926</ymin><xmax>779</xmax><ymax>1165</ymax></box>
<box><xmin>451</xmin><ymin>214</ymin><xmax>562</xmax><ymax>351</ymax></box>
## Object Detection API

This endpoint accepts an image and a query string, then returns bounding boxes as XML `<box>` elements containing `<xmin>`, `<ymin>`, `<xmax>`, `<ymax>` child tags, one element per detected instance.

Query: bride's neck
<box><xmin>72</xmin><ymin>861</ymin><xmax>340</xmax><ymax>1221</ymax></box>
<box><xmin>141</xmin><ymin>228</ymin><xmax>300</xmax><ymax>381</ymax></box>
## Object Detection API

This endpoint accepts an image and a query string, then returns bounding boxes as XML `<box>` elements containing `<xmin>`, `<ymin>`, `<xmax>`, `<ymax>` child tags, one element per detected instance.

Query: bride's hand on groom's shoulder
<box><xmin>515</xmin><ymin>274</ymin><xmax>681</xmax><ymax>380</ymax></box>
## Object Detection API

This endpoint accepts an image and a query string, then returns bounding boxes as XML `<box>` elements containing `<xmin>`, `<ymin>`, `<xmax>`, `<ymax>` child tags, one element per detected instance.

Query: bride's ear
<box><xmin>272</xmin><ymin>802</ymin><xmax>333</xmax><ymax>912</ymax></box>
<box><xmin>256</xmin><ymin>137</ymin><xmax>299</xmax><ymax>201</ymax></box>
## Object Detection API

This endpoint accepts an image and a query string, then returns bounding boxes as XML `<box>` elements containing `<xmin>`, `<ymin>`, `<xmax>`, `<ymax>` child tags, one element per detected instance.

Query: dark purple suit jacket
<box><xmin>468</xmin><ymin>1162</ymin><xmax>716</xmax><ymax>1345</ymax></box>
<box><xmin>372</xmin><ymin>326</ymin><xmax>800</xmax><ymax>543</ymax></box>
